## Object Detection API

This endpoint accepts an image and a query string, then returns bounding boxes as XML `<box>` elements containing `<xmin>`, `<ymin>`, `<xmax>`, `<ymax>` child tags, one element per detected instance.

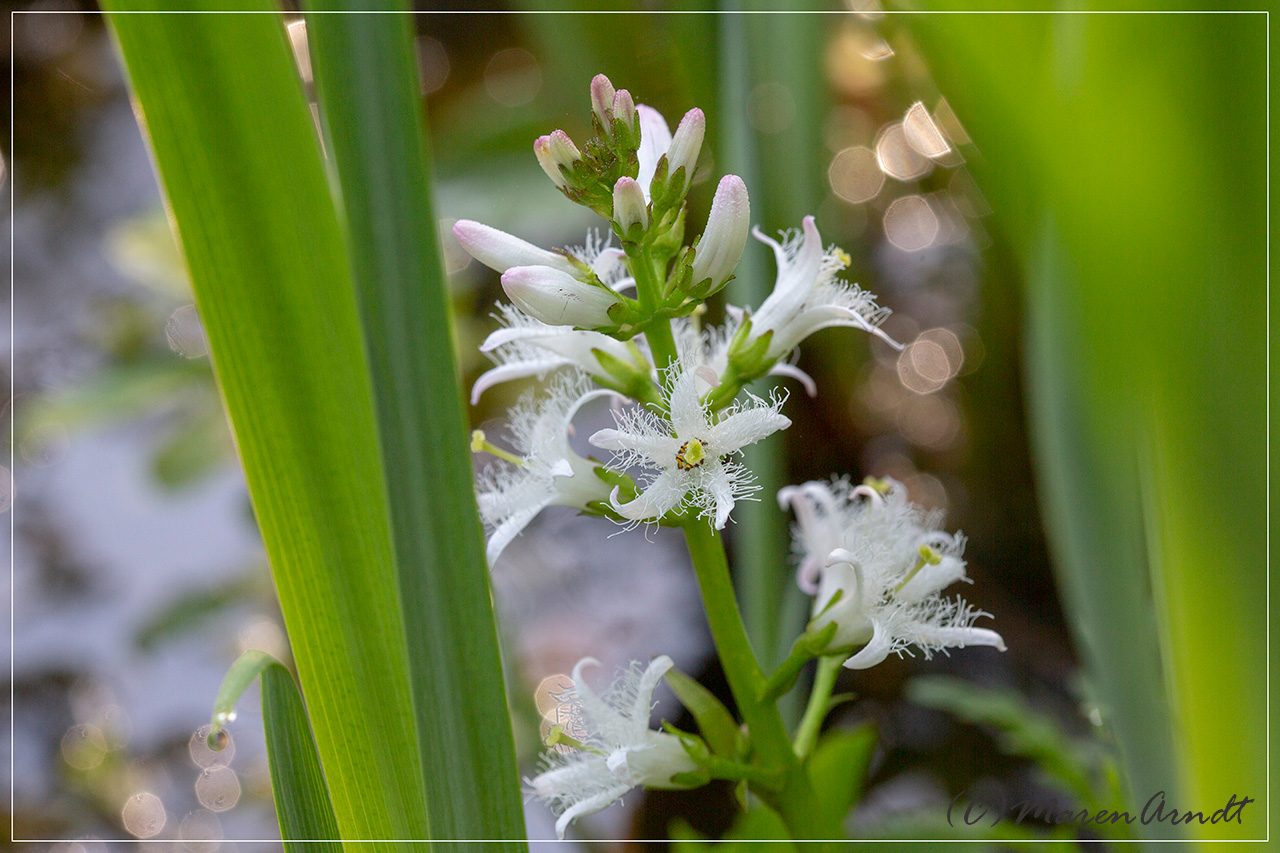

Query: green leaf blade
<box><xmin>210</xmin><ymin>651</ymin><xmax>342</xmax><ymax>852</ymax></box>
<box><xmin>304</xmin><ymin>4</ymin><xmax>526</xmax><ymax>842</ymax></box>
<box><xmin>104</xmin><ymin>5</ymin><xmax>429</xmax><ymax>842</ymax></box>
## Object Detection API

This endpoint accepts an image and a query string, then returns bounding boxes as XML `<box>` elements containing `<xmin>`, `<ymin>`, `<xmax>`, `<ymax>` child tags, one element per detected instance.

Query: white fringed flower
<box><xmin>589</xmin><ymin>358</ymin><xmax>790</xmax><ymax>529</ymax></box>
<box><xmin>530</xmin><ymin>655</ymin><xmax>699</xmax><ymax>840</ymax></box>
<box><xmin>471</xmin><ymin>303</ymin><xmax>647</xmax><ymax>404</ymax></box>
<box><xmin>748</xmin><ymin>216</ymin><xmax>900</xmax><ymax>360</ymax></box>
<box><xmin>779</xmin><ymin>476</ymin><xmax>1005</xmax><ymax>669</ymax></box>
<box><xmin>474</xmin><ymin>375</ymin><xmax>616</xmax><ymax>565</ymax></box>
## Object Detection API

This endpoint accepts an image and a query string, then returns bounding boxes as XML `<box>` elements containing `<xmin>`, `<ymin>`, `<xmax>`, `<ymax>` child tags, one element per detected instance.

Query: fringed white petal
<box><xmin>844</xmin><ymin>619</ymin><xmax>894</xmax><ymax>670</ymax></box>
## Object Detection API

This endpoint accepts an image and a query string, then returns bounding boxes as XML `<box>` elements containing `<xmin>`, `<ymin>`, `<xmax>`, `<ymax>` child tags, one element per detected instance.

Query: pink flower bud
<box><xmin>611</xmin><ymin>177</ymin><xmax>648</xmax><ymax>235</ymax></box>
<box><xmin>590</xmin><ymin>74</ymin><xmax>616</xmax><ymax>128</ymax></box>
<box><xmin>533</xmin><ymin>130</ymin><xmax>581</xmax><ymax>189</ymax></box>
<box><xmin>665</xmin><ymin>108</ymin><xmax>705</xmax><ymax>194</ymax></box>
<box><xmin>690</xmin><ymin>175</ymin><xmax>750</xmax><ymax>293</ymax></box>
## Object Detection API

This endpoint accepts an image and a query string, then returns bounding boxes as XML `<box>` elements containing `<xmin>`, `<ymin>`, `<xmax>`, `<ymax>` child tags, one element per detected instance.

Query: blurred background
<box><xmin>4</xmin><ymin>2</ymin><xmax>1268</xmax><ymax>849</ymax></box>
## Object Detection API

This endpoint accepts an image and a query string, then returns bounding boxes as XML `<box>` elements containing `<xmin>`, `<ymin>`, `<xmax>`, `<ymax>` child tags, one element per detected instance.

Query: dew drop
<box><xmin>190</xmin><ymin>724</ymin><xmax>234</xmax><ymax>768</ymax></box>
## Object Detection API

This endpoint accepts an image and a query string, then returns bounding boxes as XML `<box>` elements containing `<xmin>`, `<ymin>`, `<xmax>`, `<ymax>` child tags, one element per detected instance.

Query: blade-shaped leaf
<box><xmin>665</xmin><ymin>665</ymin><xmax>744</xmax><ymax>758</ymax></box>
<box><xmin>303</xmin><ymin>4</ymin><xmax>525</xmax><ymax>841</ymax></box>
<box><xmin>104</xmin><ymin>4</ymin><xmax>429</xmax><ymax>841</ymax></box>
<box><xmin>806</xmin><ymin>723</ymin><xmax>876</xmax><ymax>831</ymax></box>
<box><xmin>905</xmin><ymin>11</ymin><xmax>1267</xmax><ymax>842</ymax></box>
<box><xmin>211</xmin><ymin>651</ymin><xmax>341</xmax><ymax>851</ymax></box>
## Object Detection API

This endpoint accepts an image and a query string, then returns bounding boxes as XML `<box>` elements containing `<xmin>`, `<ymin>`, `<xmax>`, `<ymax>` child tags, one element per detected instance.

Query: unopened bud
<box><xmin>534</xmin><ymin>130</ymin><xmax>581</xmax><ymax>190</ymax></box>
<box><xmin>690</xmin><ymin>175</ymin><xmax>750</xmax><ymax>294</ymax></box>
<box><xmin>665</xmin><ymin>108</ymin><xmax>705</xmax><ymax>195</ymax></box>
<box><xmin>452</xmin><ymin>220</ymin><xmax>579</xmax><ymax>276</ymax></box>
<box><xmin>611</xmin><ymin>89</ymin><xmax>636</xmax><ymax>132</ymax></box>
<box><xmin>612</xmin><ymin>177</ymin><xmax>648</xmax><ymax>237</ymax></box>
<box><xmin>501</xmin><ymin>265</ymin><xmax>620</xmax><ymax>329</ymax></box>
<box><xmin>590</xmin><ymin>74</ymin><xmax>616</xmax><ymax>128</ymax></box>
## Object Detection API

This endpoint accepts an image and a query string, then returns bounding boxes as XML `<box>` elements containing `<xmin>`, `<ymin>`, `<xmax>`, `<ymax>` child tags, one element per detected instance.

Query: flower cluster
<box><xmin>461</xmin><ymin>75</ymin><xmax>896</xmax><ymax>559</ymax></box>
<box><xmin>529</xmin><ymin>656</ymin><xmax>698</xmax><ymax>840</ymax></box>
<box><xmin>779</xmin><ymin>476</ymin><xmax>1005</xmax><ymax>669</ymax></box>
<box><xmin>455</xmin><ymin>75</ymin><xmax>1004</xmax><ymax>839</ymax></box>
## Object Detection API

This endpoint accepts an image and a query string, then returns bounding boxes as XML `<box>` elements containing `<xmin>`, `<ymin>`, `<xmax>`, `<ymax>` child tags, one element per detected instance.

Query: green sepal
<box><xmin>761</xmin><ymin>621</ymin><xmax>840</xmax><ymax>702</ymax></box>
<box><xmin>651</xmin><ymin>207</ymin><xmax>687</xmax><ymax>260</ymax></box>
<box><xmin>668</xmin><ymin>769</ymin><xmax>713</xmax><ymax>788</ymax></box>
<box><xmin>664</xmin><ymin>666</ymin><xmax>746</xmax><ymax>758</ymax></box>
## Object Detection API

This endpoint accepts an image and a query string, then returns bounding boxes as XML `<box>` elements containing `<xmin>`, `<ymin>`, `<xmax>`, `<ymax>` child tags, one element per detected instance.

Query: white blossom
<box><xmin>530</xmin><ymin>655</ymin><xmax>699</xmax><ymax>840</ymax></box>
<box><xmin>474</xmin><ymin>375</ymin><xmax>616</xmax><ymax>565</ymax></box>
<box><xmin>779</xmin><ymin>476</ymin><xmax>1005</xmax><ymax>669</ymax></box>
<box><xmin>590</xmin><ymin>356</ymin><xmax>790</xmax><ymax>529</ymax></box>
<box><xmin>750</xmin><ymin>216</ymin><xmax>900</xmax><ymax>360</ymax></box>
<box><xmin>471</xmin><ymin>303</ymin><xmax>647</xmax><ymax>404</ymax></box>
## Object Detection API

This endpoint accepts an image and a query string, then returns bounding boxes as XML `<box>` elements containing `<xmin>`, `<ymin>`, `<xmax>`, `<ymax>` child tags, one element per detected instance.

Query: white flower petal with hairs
<box><xmin>471</xmin><ymin>303</ymin><xmax>645</xmax><ymax>404</ymax></box>
<box><xmin>750</xmin><ymin>216</ymin><xmax>900</xmax><ymax>360</ymax></box>
<box><xmin>474</xmin><ymin>374</ymin><xmax>617</xmax><ymax>565</ymax></box>
<box><xmin>590</xmin><ymin>355</ymin><xmax>790</xmax><ymax>529</ymax></box>
<box><xmin>529</xmin><ymin>655</ymin><xmax>699</xmax><ymax>840</ymax></box>
<box><xmin>779</xmin><ymin>476</ymin><xmax>1005</xmax><ymax>669</ymax></box>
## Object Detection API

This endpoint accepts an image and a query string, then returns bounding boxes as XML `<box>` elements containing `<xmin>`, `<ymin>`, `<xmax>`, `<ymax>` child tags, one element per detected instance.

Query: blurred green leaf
<box><xmin>305</xmin><ymin>3</ymin><xmax>526</xmax><ymax>841</ymax></box>
<box><xmin>133</xmin><ymin>569</ymin><xmax>269</xmax><ymax>652</ymax></box>
<box><xmin>211</xmin><ymin>651</ymin><xmax>341</xmax><ymax>852</ymax></box>
<box><xmin>665</xmin><ymin>666</ymin><xmax>744</xmax><ymax>758</ymax></box>
<box><xmin>671</xmin><ymin>803</ymin><xmax>794</xmax><ymax>850</ymax></box>
<box><xmin>807</xmin><ymin>723</ymin><xmax>877</xmax><ymax>829</ymax></box>
<box><xmin>907</xmin><ymin>10</ymin><xmax>1267</xmax><ymax>841</ymax></box>
<box><xmin>907</xmin><ymin>676</ymin><xmax>1104</xmax><ymax>812</ymax></box>
<box><xmin>105</xmin><ymin>4</ymin><xmax>429</xmax><ymax>842</ymax></box>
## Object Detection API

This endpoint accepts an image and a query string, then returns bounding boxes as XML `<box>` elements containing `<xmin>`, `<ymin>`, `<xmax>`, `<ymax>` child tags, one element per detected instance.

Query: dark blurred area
<box><xmin>4</xmin><ymin>3</ymin><xmax>1106</xmax><ymax>848</ymax></box>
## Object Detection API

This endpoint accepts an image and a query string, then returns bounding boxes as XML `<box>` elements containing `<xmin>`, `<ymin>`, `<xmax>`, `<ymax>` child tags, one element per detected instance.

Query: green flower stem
<box><xmin>628</xmin><ymin>245</ymin><xmax>678</xmax><ymax>370</ymax></box>
<box><xmin>793</xmin><ymin>655</ymin><xmax>842</xmax><ymax>760</ymax></box>
<box><xmin>682</xmin><ymin>521</ymin><xmax>838</xmax><ymax>844</ymax></box>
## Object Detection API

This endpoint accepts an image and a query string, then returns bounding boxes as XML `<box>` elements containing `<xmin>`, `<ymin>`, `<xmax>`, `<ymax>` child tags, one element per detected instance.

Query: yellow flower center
<box><xmin>675</xmin><ymin>438</ymin><xmax>707</xmax><ymax>470</ymax></box>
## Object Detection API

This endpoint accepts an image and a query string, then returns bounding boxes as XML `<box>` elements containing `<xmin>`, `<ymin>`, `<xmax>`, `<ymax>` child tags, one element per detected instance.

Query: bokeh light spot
<box><xmin>875</xmin><ymin>123</ymin><xmax>931</xmax><ymax>181</ymax></box>
<box><xmin>416</xmin><ymin>37</ymin><xmax>450</xmax><ymax>95</ymax></box>
<box><xmin>902</xmin><ymin>101</ymin><xmax>951</xmax><ymax>158</ymax></box>
<box><xmin>179</xmin><ymin>810</ymin><xmax>223</xmax><ymax>853</ymax></box>
<box><xmin>828</xmin><ymin>146</ymin><xmax>884</xmax><ymax>204</ymax></box>
<box><xmin>122</xmin><ymin>792</ymin><xmax>166</xmax><ymax>838</ymax></box>
<box><xmin>165</xmin><ymin>304</ymin><xmax>209</xmax><ymax>359</ymax></box>
<box><xmin>61</xmin><ymin>724</ymin><xmax>108</xmax><ymax>770</ymax></box>
<box><xmin>484</xmin><ymin>48</ymin><xmax>541</xmax><ymax>107</ymax></box>
<box><xmin>195</xmin><ymin>766</ymin><xmax>241</xmax><ymax>813</ymax></box>
<box><xmin>883</xmin><ymin>195</ymin><xmax>939</xmax><ymax>252</ymax></box>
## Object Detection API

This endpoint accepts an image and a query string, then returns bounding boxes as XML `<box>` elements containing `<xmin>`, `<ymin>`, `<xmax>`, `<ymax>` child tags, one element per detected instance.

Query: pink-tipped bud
<box><xmin>665</xmin><ymin>108</ymin><xmax>705</xmax><ymax>194</ymax></box>
<box><xmin>534</xmin><ymin>130</ymin><xmax>581</xmax><ymax>190</ymax></box>
<box><xmin>690</xmin><ymin>175</ymin><xmax>750</xmax><ymax>294</ymax></box>
<box><xmin>611</xmin><ymin>89</ymin><xmax>636</xmax><ymax>130</ymax></box>
<box><xmin>590</xmin><ymin>74</ymin><xmax>616</xmax><ymax>128</ymax></box>
<box><xmin>452</xmin><ymin>220</ymin><xmax>579</xmax><ymax>277</ymax></box>
<box><xmin>501</xmin><ymin>265</ymin><xmax>619</xmax><ymax>329</ymax></box>
<box><xmin>612</xmin><ymin>177</ymin><xmax>648</xmax><ymax>236</ymax></box>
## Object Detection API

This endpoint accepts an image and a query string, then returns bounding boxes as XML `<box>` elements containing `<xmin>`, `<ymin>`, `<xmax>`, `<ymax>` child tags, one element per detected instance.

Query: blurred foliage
<box><xmin>909</xmin><ymin>675</ymin><xmax>1130</xmax><ymax>840</ymax></box>
<box><xmin>906</xmin><ymin>9</ymin><xmax>1268</xmax><ymax>842</ymax></box>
